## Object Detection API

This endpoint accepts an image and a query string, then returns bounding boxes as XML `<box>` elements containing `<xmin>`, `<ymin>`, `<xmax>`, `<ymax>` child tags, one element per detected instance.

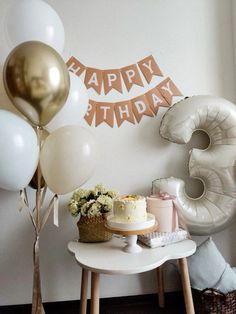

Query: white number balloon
<box><xmin>153</xmin><ymin>95</ymin><xmax>236</xmax><ymax>235</ymax></box>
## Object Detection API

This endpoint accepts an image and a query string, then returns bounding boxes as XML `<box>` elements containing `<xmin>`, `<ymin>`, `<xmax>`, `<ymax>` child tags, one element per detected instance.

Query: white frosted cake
<box><xmin>113</xmin><ymin>195</ymin><xmax>147</xmax><ymax>223</ymax></box>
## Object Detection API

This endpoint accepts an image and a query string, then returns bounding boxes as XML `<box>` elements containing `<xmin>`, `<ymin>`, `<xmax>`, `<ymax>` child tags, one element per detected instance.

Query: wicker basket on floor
<box><xmin>77</xmin><ymin>215</ymin><xmax>112</xmax><ymax>243</ymax></box>
<box><xmin>192</xmin><ymin>288</ymin><xmax>236</xmax><ymax>314</ymax></box>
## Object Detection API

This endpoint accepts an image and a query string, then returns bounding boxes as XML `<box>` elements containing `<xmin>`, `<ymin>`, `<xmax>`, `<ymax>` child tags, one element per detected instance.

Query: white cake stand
<box><xmin>105</xmin><ymin>214</ymin><xmax>157</xmax><ymax>253</ymax></box>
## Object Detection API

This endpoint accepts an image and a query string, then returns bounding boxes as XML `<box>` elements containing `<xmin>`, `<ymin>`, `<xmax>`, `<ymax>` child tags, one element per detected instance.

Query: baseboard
<box><xmin>0</xmin><ymin>292</ymin><xmax>185</xmax><ymax>314</ymax></box>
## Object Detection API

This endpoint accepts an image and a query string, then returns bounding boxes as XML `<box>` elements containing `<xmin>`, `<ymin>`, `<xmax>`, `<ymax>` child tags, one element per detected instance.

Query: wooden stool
<box><xmin>68</xmin><ymin>237</ymin><xmax>196</xmax><ymax>314</ymax></box>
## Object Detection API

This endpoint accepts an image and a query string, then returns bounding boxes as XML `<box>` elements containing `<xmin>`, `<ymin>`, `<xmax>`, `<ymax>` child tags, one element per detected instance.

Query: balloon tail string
<box><xmin>41</xmin><ymin>185</ymin><xmax>47</xmax><ymax>206</ymax></box>
<box><xmin>39</xmin><ymin>194</ymin><xmax>59</xmax><ymax>232</ymax></box>
<box><xmin>32</xmin><ymin>235</ymin><xmax>45</xmax><ymax>314</ymax></box>
<box><xmin>36</xmin><ymin>126</ymin><xmax>43</xmax><ymax>231</ymax></box>
<box><xmin>31</xmin><ymin>127</ymin><xmax>45</xmax><ymax>313</ymax></box>
<box><xmin>28</xmin><ymin>207</ymin><xmax>37</xmax><ymax>231</ymax></box>
<box><xmin>19</xmin><ymin>188</ymin><xmax>29</xmax><ymax>212</ymax></box>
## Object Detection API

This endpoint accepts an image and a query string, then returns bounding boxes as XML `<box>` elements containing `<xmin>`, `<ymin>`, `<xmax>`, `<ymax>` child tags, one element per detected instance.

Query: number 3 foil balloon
<box><xmin>3</xmin><ymin>41</ymin><xmax>70</xmax><ymax>126</ymax></box>
<box><xmin>153</xmin><ymin>95</ymin><xmax>236</xmax><ymax>235</ymax></box>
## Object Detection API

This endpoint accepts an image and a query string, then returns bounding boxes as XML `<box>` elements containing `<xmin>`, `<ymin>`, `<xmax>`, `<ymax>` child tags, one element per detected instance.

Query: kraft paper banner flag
<box><xmin>157</xmin><ymin>77</ymin><xmax>182</xmax><ymax>104</ymax></box>
<box><xmin>131</xmin><ymin>94</ymin><xmax>154</xmax><ymax>123</ymax></box>
<box><xmin>114</xmin><ymin>100</ymin><xmax>135</xmax><ymax>127</ymax></box>
<box><xmin>84</xmin><ymin>100</ymin><xmax>97</xmax><ymax>125</ymax></box>
<box><xmin>138</xmin><ymin>55</ymin><xmax>163</xmax><ymax>83</ymax></box>
<box><xmin>96</xmin><ymin>102</ymin><xmax>114</xmax><ymax>127</ymax></box>
<box><xmin>84</xmin><ymin>68</ymin><xmax>103</xmax><ymax>94</ymax></box>
<box><xmin>121</xmin><ymin>64</ymin><xmax>144</xmax><ymax>92</ymax></box>
<box><xmin>103</xmin><ymin>69</ymin><xmax>123</xmax><ymax>94</ymax></box>
<box><xmin>146</xmin><ymin>86</ymin><xmax>169</xmax><ymax>115</ymax></box>
<box><xmin>66</xmin><ymin>56</ymin><xmax>86</xmax><ymax>76</ymax></box>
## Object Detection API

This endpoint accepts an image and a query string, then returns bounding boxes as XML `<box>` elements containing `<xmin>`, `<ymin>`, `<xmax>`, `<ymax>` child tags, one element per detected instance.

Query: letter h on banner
<box><xmin>66</xmin><ymin>56</ymin><xmax>86</xmax><ymax>76</ymax></box>
<box><xmin>114</xmin><ymin>100</ymin><xmax>135</xmax><ymax>127</ymax></box>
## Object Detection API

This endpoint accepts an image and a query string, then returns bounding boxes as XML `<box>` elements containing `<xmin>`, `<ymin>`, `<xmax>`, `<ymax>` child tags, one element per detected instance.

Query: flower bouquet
<box><xmin>68</xmin><ymin>184</ymin><xmax>119</xmax><ymax>242</ymax></box>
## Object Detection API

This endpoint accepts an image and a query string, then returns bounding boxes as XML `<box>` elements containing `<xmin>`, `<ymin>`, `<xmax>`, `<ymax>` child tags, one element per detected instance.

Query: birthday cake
<box><xmin>113</xmin><ymin>195</ymin><xmax>147</xmax><ymax>223</ymax></box>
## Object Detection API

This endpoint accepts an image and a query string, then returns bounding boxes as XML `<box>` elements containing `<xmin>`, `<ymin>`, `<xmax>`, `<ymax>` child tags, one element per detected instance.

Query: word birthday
<box><xmin>84</xmin><ymin>78</ymin><xmax>181</xmax><ymax>127</ymax></box>
<box><xmin>66</xmin><ymin>55</ymin><xmax>183</xmax><ymax>127</ymax></box>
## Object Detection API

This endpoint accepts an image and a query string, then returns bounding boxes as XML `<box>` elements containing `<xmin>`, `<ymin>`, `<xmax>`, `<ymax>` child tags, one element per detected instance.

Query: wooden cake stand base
<box><xmin>105</xmin><ymin>222</ymin><xmax>157</xmax><ymax>253</ymax></box>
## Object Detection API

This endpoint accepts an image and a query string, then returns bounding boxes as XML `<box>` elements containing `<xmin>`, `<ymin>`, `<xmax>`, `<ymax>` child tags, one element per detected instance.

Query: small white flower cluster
<box><xmin>68</xmin><ymin>184</ymin><xmax>119</xmax><ymax>218</ymax></box>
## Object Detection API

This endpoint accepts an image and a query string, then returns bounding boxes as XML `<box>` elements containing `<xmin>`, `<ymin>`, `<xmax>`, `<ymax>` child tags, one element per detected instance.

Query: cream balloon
<box><xmin>153</xmin><ymin>95</ymin><xmax>236</xmax><ymax>235</ymax></box>
<box><xmin>46</xmin><ymin>72</ymin><xmax>89</xmax><ymax>132</ymax></box>
<box><xmin>40</xmin><ymin>125</ymin><xmax>96</xmax><ymax>195</ymax></box>
<box><xmin>5</xmin><ymin>0</ymin><xmax>65</xmax><ymax>53</ymax></box>
<box><xmin>0</xmin><ymin>110</ymin><xmax>39</xmax><ymax>191</ymax></box>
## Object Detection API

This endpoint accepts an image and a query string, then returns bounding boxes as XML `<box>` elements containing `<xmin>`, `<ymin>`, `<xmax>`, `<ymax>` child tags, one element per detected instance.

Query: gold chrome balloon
<box><xmin>29</xmin><ymin>166</ymin><xmax>46</xmax><ymax>190</ymax></box>
<box><xmin>3</xmin><ymin>41</ymin><xmax>70</xmax><ymax>126</ymax></box>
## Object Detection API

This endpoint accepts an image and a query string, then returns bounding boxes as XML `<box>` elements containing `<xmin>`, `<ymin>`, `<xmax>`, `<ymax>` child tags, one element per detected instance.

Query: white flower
<box><xmin>68</xmin><ymin>200</ymin><xmax>79</xmax><ymax>217</ymax></box>
<box><xmin>73</xmin><ymin>188</ymin><xmax>90</xmax><ymax>201</ymax></box>
<box><xmin>80</xmin><ymin>200</ymin><xmax>92</xmax><ymax>216</ymax></box>
<box><xmin>97</xmin><ymin>195</ymin><xmax>113</xmax><ymax>211</ymax></box>
<box><xmin>107</xmin><ymin>190</ymin><xmax>119</xmax><ymax>198</ymax></box>
<box><xmin>94</xmin><ymin>184</ymin><xmax>107</xmax><ymax>195</ymax></box>
<box><xmin>87</xmin><ymin>202</ymin><xmax>101</xmax><ymax>217</ymax></box>
<box><xmin>68</xmin><ymin>184</ymin><xmax>119</xmax><ymax>218</ymax></box>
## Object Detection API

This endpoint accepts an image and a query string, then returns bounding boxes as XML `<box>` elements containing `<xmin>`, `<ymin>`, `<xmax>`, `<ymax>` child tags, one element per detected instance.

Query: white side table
<box><xmin>68</xmin><ymin>237</ymin><xmax>196</xmax><ymax>314</ymax></box>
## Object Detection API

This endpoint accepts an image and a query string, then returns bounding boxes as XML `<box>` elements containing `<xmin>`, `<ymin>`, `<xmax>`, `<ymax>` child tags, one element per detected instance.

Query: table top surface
<box><xmin>68</xmin><ymin>236</ymin><xmax>196</xmax><ymax>275</ymax></box>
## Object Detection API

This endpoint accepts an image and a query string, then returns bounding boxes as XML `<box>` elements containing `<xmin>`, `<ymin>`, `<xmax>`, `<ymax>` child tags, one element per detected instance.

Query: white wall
<box><xmin>0</xmin><ymin>0</ymin><xmax>235</xmax><ymax>306</ymax></box>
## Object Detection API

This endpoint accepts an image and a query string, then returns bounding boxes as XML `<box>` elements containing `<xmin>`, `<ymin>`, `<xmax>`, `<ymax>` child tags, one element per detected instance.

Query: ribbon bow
<box><xmin>156</xmin><ymin>191</ymin><xmax>176</xmax><ymax>201</ymax></box>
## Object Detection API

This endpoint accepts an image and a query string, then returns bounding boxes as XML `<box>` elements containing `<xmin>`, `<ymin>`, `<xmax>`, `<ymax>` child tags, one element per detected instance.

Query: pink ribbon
<box><xmin>150</xmin><ymin>191</ymin><xmax>191</xmax><ymax>238</ymax></box>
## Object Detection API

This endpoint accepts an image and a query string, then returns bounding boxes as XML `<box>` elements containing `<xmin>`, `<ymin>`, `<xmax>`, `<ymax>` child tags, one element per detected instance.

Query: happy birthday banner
<box><xmin>66</xmin><ymin>55</ymin><xmax>183</xmax><ymax>127</ymax></box>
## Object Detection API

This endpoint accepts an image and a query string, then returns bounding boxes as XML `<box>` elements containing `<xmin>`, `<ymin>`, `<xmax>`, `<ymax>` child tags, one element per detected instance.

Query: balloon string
<box><xmin>53</xmin><ymin>195</ymin><xmax>59</xmax><ymax>227</ymax></box>
<box><xmin>32</xmin><ymin>235</ymin><xmax>45</xmax><ymax>314</ymax></box>
<box><xmin>40</xmin><ymin>194</ymin><xmax>59</xmax><ymax>232</ymax></box>
<box><xmin>19</xmin><ymin>188</ymin><xmax>29</xmax><ymax>211</ymax></box>
<box><xmin>36</xmin><ymin>126</ymin><xmax>43</xmax><ymax>230</ymax></box>
<box><xmin>41</xmin><ymin>185</ymin><xmax>48</xmax><ymax>206</ymax></box>
<box><xmin>31</xmin><ymin>126</ymin><xmax>45</xmax><ymax>313</ymax></box>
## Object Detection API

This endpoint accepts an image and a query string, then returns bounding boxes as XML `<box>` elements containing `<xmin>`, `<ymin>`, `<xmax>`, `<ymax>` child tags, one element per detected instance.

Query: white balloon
<box><xmin>5</xmin><ymin>0</ymin><xmax>65</xmax><ymax>53</ymax></box>
<box><xmin>0</xmin><ymin>110</ymin><xmax>39</xmax><ymax>191</ymax></box>
<box><xmin>46</xmin><ymin>72</ymin><xmax>89</xmax><ymax>132</ymax></box>
<box><xmin>154</xmin><ymin>95</ymin><xmax>236</xmax><ymax>235</ymax></box>
<box><xmin>40</xmin><ymin>125</ymin><xmax>96</xmax><ymax>195</ymax></box>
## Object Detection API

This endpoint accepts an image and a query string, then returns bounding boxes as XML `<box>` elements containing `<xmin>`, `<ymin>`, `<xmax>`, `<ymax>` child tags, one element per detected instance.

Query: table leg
<box><xmin>156</xmin><ymin>265</ymin><xmax>165</xmax><ymax>308</ymax></box>
<box><xmin>90</xmin><ymin>272</ymin><xmax>100</xmax><ymax>314</ymax></box>
<box><xmin>178</xmin><ymin>258</ymin><xmax>195</xmax><ymax>314</ymax></box>
<box><xmin>80</xmin><ymin>268</ymin><xmax>89</xmax><ymax>314</ymax></box>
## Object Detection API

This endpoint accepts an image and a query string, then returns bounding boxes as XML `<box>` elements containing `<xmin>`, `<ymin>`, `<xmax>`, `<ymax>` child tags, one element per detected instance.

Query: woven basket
<box><xmin>192</xmin><ymin>288</ymin><xmax>236</xmax><ymax>314</ymax></box>
<box><xmin>77</xmin><ymin>215</ymin><xmax>112</xmax><ymax>243</ymax></box>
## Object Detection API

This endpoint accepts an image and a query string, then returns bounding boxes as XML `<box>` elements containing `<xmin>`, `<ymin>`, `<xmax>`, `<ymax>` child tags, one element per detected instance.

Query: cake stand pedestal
<box><xmin>105</xmin><ymin>222</ymin><xmax>157</xmax><ymax>253</ymax></box>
